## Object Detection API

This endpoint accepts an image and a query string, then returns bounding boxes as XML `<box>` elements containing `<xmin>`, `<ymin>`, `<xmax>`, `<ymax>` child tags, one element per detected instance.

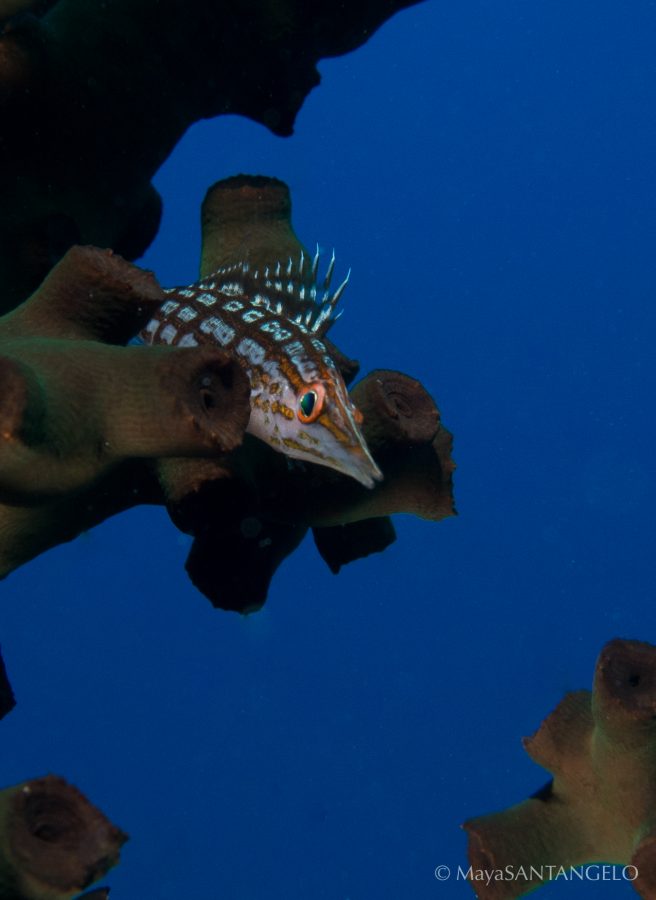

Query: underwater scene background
<box><xmin>1</xmin><ymin>0</ymin><xmax>655</xmax><ymax>897</ymax></box>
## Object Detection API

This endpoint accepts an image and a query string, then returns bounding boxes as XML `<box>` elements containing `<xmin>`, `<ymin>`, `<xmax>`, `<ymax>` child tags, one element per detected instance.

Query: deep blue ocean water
<box><xmin>2</xmin><ymin>1</ymin><xmax>656</xmax><ymax>897</ymax></box>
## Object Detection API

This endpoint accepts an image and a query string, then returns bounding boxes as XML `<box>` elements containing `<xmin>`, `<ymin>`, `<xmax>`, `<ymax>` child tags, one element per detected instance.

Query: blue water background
<box><xmin>2</xmin><ymin>1</ymin><xmax>655</xmax><ymax>897</ymax></box>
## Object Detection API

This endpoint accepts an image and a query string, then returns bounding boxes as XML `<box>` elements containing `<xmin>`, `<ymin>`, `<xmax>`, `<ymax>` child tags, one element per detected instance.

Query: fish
<box><xmin>140</xmin><ymin>249</ymin><xmax>383</xmax><ymax>488</ymax></box>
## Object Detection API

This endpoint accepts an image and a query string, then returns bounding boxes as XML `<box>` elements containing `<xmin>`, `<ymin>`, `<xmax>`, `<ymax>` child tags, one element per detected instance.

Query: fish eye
<box><xmin>297</xmin><ymin>383</ymin><xmax>326</xmax><ymax>423</ymax></box>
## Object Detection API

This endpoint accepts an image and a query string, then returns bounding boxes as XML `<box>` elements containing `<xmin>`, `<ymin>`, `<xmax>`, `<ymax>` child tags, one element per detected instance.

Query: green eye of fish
<box><xmin>300</xmin><ymin>391</ymin><xmax>316</xmax><ymax>416</ymax></box>
<box><xmin>297</xmin><ymin>383</ymin><xmax>326</xmax><ymax>423</ymax></box>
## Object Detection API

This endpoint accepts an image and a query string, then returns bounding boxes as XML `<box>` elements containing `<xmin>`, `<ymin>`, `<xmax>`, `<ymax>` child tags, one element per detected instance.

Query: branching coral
<box><xmin>0</xmin><ymin>775</ymin><xmax>125</xmax><ymax>900</ymax></box>
<box><xmin>464</xmin><ymin>639</ymin><xmax>656</xmax><ymax>899</ymax></box>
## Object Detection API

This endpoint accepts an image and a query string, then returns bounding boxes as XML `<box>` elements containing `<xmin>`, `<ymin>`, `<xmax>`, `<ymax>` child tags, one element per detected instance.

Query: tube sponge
<box><xmin>464</xmin><ymin>639</ymin><xmax>656</xmax><ymax>899</ymax></box>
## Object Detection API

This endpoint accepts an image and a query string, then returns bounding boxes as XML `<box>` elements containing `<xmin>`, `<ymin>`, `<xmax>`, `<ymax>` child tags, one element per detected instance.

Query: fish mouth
<box><xmin>333</xmin><ymin>444</ymin><xmax>383</xmax><ymax>489</ymax></box>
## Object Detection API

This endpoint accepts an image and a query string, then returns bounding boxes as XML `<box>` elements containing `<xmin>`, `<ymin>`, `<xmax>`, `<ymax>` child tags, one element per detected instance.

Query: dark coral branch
<box><xmin>187</xmin><ymin>518</ymin><xmax>309</xmax><ymax>615</ymax></box>
<box><xmin>463</xmin><ymin>639</ymin><xmax>656</xmax><ymax>899</ymax></box>
<box><xmin>0</xmin><ymin>643</ymin><xmax>15</xmax><ymax>720</ymax></box>
<box><xmin>0</xmin><ymin>0</ymin><xmax>423</xmax><ymax>310</ymax></box>
<box><xmin>0</xmin><ymin>775</ymin><xmax>126</xmax><ymax>900</ymax></box>
<box><xmin>313</xmin><ymin>516</ymin><xmax>397</xmax><ymax>574</ymax></box>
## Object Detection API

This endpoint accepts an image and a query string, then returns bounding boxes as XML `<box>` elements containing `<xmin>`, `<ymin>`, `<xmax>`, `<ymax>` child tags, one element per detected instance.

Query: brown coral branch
<box><xmin>0</xmin><ymin>775</ymin><xmax>126</xmax><ymax>900</ymax></box>
<box><xmin>463</xmin><ymin>639</ymin><xmax>656</xmax><ymax>899</ymax></box>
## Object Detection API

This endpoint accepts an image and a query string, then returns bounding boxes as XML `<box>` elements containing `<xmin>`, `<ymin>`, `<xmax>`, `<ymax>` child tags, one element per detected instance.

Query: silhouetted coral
<box><xmin>0</xmin><ymin>0</ymin><xmax>422</xmax><ymax>311</ymax></box>
<box><xmin>0</xmin><ymin>645</ymin><xmax>14</xmax><ymax>720</ymax></box>
<box><xmin>464</xmin><ymin>639</ymin><xmax>656</xmax><ymax>899</ymax></box>
<box><xmin>314</xmin><ymin>517</ymin><xmax>397</xmax><ymax>574</ymax></box>
<box><xmin>0</xmin><ymin>775</ymin><xmax>125</xmax><ymax>899</ymax></box>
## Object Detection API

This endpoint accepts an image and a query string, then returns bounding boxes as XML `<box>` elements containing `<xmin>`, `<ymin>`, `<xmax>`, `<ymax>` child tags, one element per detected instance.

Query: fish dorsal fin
<box><xmin>199</xmin><ymin>247</ymin><xmax>349</xmax><ymax>338</ymax></box>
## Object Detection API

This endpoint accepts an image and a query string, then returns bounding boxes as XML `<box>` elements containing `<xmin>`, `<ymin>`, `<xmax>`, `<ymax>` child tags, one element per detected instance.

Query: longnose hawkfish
<box><xmin>140</xmin><ymin>249</ymin><xmax>383</xmax><ymax>488</ymax></box>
